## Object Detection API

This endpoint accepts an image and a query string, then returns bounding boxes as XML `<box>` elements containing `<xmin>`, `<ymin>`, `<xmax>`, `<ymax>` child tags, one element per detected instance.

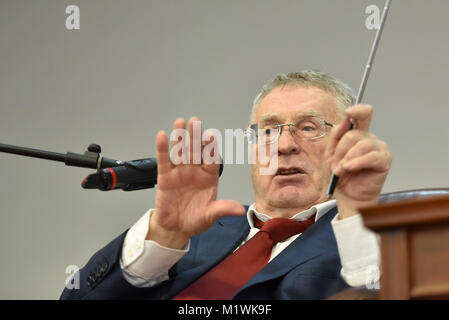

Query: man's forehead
<box><xmin>260</xmin><ymin>110</ymin><xmax>323</xmax><ymax>122</ymax></box>
<box><xmin>256</xmin><ymin>85</ymin><xmax>337</xmax><ymax>121</ymax></box>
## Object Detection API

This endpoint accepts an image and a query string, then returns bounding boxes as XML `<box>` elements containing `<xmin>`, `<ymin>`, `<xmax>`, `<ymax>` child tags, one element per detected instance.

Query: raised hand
<box><xmin>147</xmin><ymin>117</ymin><xmax>246</xmax><ymax>249</ymax></box>
<box><xmin>326</xmin><ymin>105</ymin><xmax>392</xmax><ymax>218</ymax></box>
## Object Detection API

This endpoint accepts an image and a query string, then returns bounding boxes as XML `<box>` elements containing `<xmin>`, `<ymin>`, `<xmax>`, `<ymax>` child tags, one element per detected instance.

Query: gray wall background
<box><xmin>0</xmin><ymin>0</ymin><xmax>448</xmax><ymax>299</ymax></box>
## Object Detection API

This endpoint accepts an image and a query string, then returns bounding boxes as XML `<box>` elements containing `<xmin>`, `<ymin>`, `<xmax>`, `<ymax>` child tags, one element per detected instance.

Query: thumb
<box><xmin>207</xmin><ymin>199</ymin><xmax>247</xmax><ymax>220</ymax></box>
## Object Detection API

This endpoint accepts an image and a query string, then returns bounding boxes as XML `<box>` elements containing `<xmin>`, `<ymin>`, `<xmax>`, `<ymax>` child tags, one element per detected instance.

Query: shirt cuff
<box><xmin>120</xmin><ymin>209</ymin><xmax>190</xmax><ymax>287</ymax></box>
<box><xmin>331</xmin><ymin>213</ymin><xmax>381</xmax><ymax>288</ymax></box>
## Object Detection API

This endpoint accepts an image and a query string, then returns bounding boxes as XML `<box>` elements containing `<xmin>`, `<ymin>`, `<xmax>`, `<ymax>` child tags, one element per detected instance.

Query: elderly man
<box><xmin>61</xmin><ymin>71</ymin><xmax>391</xmax><ymax>300</ymax></box>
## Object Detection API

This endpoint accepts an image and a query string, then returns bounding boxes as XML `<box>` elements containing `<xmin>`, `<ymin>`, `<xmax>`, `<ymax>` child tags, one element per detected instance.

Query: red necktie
<box><xmin>173</xmin><ymin>214</ymin><xmax>316</xmax><ymax>300</ymax></box>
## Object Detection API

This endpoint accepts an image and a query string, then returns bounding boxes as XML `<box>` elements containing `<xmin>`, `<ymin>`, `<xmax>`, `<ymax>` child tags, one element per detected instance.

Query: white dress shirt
<box><xmin>120</xmin><ymin>200</ymin><xmax>380</xmax><ymax>289</ymax></box>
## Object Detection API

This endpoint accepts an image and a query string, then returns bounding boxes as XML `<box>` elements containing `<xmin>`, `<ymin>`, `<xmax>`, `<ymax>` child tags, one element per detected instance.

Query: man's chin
<box><xmin>271</xmin><ymin>187</ymin><xmax>305</xmax><ymax>206</ymax></box>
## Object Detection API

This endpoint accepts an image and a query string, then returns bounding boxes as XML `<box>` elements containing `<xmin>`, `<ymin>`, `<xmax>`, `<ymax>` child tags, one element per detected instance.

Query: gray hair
<box><xmin>250</xmin><ymin>70</ymin><xmax>355</xmax><ymax>124</ymax></box>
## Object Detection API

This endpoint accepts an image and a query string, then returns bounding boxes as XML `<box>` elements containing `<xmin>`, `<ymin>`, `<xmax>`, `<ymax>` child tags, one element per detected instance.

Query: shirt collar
<box><xmin>246</xmin><ymin>199</ymin><xmax>337</xmax><ymax>229</ymax></box>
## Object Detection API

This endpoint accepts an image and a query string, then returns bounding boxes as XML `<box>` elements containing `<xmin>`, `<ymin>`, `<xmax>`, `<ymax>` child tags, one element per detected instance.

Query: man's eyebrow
<box><xmin>259</xmin><ymin>113</ymin><xmax>279</xmax><ymax>122</ymax></box>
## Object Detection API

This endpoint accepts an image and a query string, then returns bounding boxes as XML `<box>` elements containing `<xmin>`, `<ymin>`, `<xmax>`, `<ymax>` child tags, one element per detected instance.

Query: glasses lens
<box><xmin>246</xmin><ymin>127</ymin><xmax>257</xmax><ymax>144</ymax></box>
<box><xmin>295</xmin><ymin>117</ymin><xmax>324</xmax><ymax>139</ymax></box>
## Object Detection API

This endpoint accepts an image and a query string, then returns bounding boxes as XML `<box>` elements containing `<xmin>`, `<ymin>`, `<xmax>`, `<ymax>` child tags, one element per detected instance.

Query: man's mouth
<box><xmin>275</xmin><ymin>167</ymin><xmax>305</xmax><ymax>176</ymax></box>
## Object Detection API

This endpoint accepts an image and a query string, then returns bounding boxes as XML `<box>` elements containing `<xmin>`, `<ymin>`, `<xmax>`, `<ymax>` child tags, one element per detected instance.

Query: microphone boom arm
<box><xmin>0</xmin><ymin>142</ymin><xmax>123</xmax><ymax>169</ymax></box>
<box><xmin>0</xmin><ymin>142</ymin><xmax>223</xmax><ymax>191</ymax></box>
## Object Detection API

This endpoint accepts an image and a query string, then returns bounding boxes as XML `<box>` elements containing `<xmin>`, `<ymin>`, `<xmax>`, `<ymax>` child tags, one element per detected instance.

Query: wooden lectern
<box><xmin>360</xmin><ymin>194</ymin><xmax>449</xmax><ymax>299</ymax></box>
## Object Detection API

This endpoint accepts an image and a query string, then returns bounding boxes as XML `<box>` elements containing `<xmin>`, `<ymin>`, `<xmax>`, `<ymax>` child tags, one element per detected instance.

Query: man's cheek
<box><xmin>314</xmin><ymin>164</ymin><xmax>332</xmax><ymax>189</ymax></box>
<box><xmin>256</xmin><ymin>174</ymin><xmax>275</xmax><ymax>195</ymax></box>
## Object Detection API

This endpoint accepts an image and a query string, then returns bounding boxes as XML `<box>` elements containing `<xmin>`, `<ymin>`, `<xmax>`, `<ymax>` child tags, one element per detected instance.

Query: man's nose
<box><xmin>277</xmin><ymin>126</ymin><xmax>300</xmax><ymax>154</ymax></box>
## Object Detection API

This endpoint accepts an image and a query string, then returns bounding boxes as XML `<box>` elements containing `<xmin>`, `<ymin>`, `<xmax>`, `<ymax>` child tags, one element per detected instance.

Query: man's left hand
<box><xmin>326</xmin><ymin>104</ymin><xmax>392</xmax><ymax>219</ymax></box>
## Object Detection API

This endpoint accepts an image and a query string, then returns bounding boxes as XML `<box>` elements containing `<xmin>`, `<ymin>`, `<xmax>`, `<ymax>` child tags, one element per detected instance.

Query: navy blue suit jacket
<box><xmin>60</xmin><ymin>206</ymin><xmax>349</xmax><ymax>300</ymax></box>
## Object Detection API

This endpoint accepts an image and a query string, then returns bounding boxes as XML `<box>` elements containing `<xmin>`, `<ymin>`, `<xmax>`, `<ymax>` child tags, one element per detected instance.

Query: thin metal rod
<box><xmin>355</xmin><ymin>0</ymin><xmax>392</xmax><ymax>104</ymax></box>
<box><xmin>0</xmin><ymin>143</ymin><xmax>66</xmax><ymax>162</ymax></box>
<box><xmin>326</xmin><ymin>0</ymin><xmax>391</xmax><ymax>199</ymax></box>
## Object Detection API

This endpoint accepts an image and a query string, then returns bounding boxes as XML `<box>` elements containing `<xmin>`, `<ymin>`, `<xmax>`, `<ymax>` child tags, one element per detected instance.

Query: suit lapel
<box><xmin>196</xmin><ymin>214</ymin><xmax>251</xmax><ymax>268</ymax></box>
<box><xmin>236</xmin><ymin>206</ymin><xmax>339</xmax><ymax>295</ymax></box>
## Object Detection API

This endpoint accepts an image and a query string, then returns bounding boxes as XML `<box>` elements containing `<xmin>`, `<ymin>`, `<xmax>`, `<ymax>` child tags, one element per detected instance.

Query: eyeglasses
<box><xmin>246</xmin><ymin>116</ymin><xmax>334</xmax><ymax>145</ymax></box>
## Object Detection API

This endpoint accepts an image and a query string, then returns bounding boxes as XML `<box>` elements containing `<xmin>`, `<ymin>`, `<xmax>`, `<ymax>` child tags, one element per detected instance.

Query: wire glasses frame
<box><xmin>246</xmin><ymin>116</ymin><xmax>334</xmax><ymax>145</ymax></box>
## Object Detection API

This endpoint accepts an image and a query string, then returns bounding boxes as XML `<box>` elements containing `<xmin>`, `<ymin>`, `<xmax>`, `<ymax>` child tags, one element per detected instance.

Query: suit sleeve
<box><xmin>59</xmin><ymin>231</ymin><xmax>167</xmax><ymax>300</ymax></box>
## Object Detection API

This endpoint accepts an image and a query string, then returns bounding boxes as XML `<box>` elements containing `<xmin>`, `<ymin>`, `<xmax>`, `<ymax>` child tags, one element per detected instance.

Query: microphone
<box><xmin>0</xmin><ymin>142</ymin><xmax>225</xmax><ymax>192</ymax></box>
<box><xmin>81</xmin><ymin>158</ymin><xmax>224</xmax><ymax>191</ymax></box>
